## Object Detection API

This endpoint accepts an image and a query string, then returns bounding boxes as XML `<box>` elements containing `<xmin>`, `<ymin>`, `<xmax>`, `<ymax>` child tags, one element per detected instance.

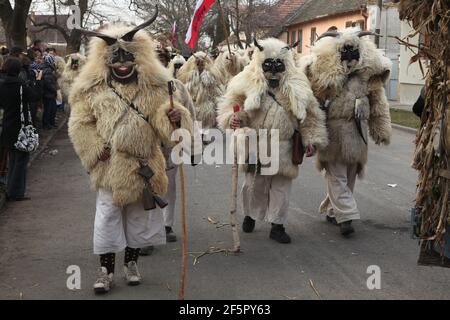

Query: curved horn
<box><xmin>290</xmin><ymin>40</ymin><xmax>300</xmax><ymax>49</ymax></box>
<box><xmin>121</xmin><ymin>6</ymin><xmax>159</xmax><ymax>42</ymax></box>
<box><xmin>358</xmin><ymin>31</ymin><xmax>382</xmax><ymax>38</ymax></box>
<box><xmin>76</xmin><ymin>28</ymin><xmax>117</xmax><ymax>46</ymax></box>
<box><xmin>316</xmin><ymin>31</ymin><xmax>340</xmax><ymax>42</ymax></box>
<box><xmin>253</xmin><ymin>38</ymin><xmax>264</xmax><ymax>52</ymax></box>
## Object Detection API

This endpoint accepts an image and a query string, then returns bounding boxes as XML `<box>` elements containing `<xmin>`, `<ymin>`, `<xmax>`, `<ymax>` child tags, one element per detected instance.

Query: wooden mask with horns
<box><xmin>77</xmin><ymin>6</ymin><xmax>158</xmax><ymax>84</ymax></box>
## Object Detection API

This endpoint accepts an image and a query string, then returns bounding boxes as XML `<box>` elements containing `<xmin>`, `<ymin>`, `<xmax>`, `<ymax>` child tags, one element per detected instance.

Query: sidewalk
<box><xmin>389</xmin><ymin>101</ymin><xmax>412</xmax><ymax>112</ymax></box>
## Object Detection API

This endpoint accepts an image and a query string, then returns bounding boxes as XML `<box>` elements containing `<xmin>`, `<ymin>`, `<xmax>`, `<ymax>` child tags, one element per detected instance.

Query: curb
<box><xmin>392</xmin><ymin>123</ymin><xmax>418</xmax><ymax>135</ymax></box>
<box><xmin>29</xmin><ymin>115</ymin><xmax>68</xmax><ymax>166</ymax></box>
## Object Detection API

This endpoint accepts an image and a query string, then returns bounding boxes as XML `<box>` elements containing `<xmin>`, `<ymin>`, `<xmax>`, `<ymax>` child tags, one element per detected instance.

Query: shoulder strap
<box><xmin>19</xmin><ymin>86</ymin><xmax>26</xmax><ymax>127</ymax></box>
<box><xmin>107</xmin><ymin>79</ymin><xmax>148</xmax><ymax>122</ymax></box>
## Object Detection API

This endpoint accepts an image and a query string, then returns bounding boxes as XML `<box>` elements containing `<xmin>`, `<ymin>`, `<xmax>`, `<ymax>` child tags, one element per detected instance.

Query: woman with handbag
<box><xmin>0</xmin><ymin>57</ymin><xmax>42</xmax><ymax>201</ymax></box>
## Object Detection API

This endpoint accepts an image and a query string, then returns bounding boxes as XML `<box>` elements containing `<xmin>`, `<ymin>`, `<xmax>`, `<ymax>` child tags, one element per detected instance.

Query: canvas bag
<box><xmin>14</xmin><ymin>86</ymin><xmax>39</xmax><ymax>153</ymax></box>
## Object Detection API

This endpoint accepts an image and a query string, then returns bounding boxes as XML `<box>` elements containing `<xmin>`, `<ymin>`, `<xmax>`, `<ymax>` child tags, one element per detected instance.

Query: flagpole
<box><xmin>216</xmin><ymin>0</ymin><xmax>233</xmax><ymax>57</ymax></box>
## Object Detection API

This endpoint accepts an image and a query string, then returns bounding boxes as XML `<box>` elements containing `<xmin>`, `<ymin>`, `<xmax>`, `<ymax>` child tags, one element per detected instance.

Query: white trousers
<box><xmin>163</xmin><ymin>166</ymin><xmax>178</xmax><ymax>228</ymax></box>
<box><xmin>319</xmin><ymin>162</ymin><xmax>360</xmax><ymax>224</ymax></box>
<box><xmin>93</xmin><ymin>189</ymin><xmax>166</xmax><ymax>255</ymax></box>
<box><xmin>242</xmin><ymin>173</ymin><xmax>292</xmax><ymax>225</ymax></box>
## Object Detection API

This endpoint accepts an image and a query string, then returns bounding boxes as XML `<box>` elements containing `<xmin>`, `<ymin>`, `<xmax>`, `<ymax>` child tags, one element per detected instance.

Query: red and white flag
<box><xmin>185</xmin><ymin>0</ymin><xmax>216</xmax><ymax>49</ymax></box>
<box><xmin>172</xmin><ymin>21</ymin><xmax>177</xmax><ymax>44</ymax></box>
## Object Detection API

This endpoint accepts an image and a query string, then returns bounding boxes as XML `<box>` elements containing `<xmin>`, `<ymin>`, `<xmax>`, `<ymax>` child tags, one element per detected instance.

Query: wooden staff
<box><xmin>216</xmin><ymin>0</ymin><xmax>234</xmax><ymax>58</ymax></box>
<box><xmin>168</xmin><ymin>81</ymin><xmax>187</xmax><ymax>300</ymax></box>
<box><xmin>230</xmin><ymin>104</ymin><xmax>241</xmax><ymax>253</ymax></box>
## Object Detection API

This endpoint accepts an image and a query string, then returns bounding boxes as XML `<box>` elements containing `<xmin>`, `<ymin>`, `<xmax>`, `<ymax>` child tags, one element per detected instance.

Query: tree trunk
<box><xmin>244</xmin><ymin>0</ymin><xmax>254</xmax><ymax>44</ymax></box>
<box><xmin>66</xmin><ymin>29</ymin><xmax>82</xmax><ymax>54</ymax></box>
<box><xmin>0</xmin><ymin>0</ymin><xmax>32</xmax><ymax>49</ymax></box>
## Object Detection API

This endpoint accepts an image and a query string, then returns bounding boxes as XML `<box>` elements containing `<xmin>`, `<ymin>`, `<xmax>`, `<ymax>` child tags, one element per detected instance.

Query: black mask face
<box><xmin>262</xmin><ymin>58</ymin><xmax>285</xmax><ymax>89</ymax></box>
<box><xmin>196</xmin><ymin>59</ymin><xmax>205</xmax><ymax>73</ymax></box>
<box><xmin>262</xmin><ymin>58</ymin><xmax>286</xmax><ymax>74</ymax></box>
<box><xmin>340</xmin><ymin>44</ymin><xmax>360</xmax><ymax>62</ymax></box>
<box><xmin>109</xmin><ymin>47</ymin><xmax>137</xmax><ymax>84</ymax></box>
<box><xmin>71</xmin><ymin>59</ymin><xmax>79</xmax><ymax>70</ymax></box>
<box><xmin>174</xmin><ymin>63</ymin><xmax>183</xmax><ymax>70</ymax></box>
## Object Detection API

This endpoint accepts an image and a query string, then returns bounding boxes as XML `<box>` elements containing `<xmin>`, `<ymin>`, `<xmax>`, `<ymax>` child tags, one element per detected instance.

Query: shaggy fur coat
<box><xmin>68</xmin><ymin>24</ymin><xmax>193</xmax><ymax>207</ymax></box>
<box><xmin>218</xmin><ymin>38</ymin><xmax>328</xmax><ymax>179</ymax></box>
<box><xmin>177</xmin><ymin>52</ymin><xmax>223</xmax><ymax>129</ymax></box>
<box><xmin>299</xmin><ymin>28</ymin><xmax>392</xmax><ymax>175</ymax></box>
<box><xmin>59</xmin><ymin>53</ymin><xmax>86</xmax><ymax>103</ymax></box>
<box><xmin>214</xmin><ymin>50</ymin><xmax>247</xmax><ymax>84</ymax></box>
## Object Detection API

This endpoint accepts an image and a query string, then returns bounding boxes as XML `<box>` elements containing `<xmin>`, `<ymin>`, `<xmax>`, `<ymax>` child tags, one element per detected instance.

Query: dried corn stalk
<box><xmin>398</xmin><ymin>0</ymin><xmax>450</xmax><ymax>264</ymax></box>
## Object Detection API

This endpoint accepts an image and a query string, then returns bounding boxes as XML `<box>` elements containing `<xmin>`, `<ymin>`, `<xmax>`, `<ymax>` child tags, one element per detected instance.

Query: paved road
<box><xmin>0</xmin><ymin>126</ymin><xmax>449</xmax><ymax>300</ymax></box>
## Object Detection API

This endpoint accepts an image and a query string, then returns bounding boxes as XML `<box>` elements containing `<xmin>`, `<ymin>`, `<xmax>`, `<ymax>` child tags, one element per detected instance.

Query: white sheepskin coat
<box><xmin>299</xmin><ymin>28</ymin><xmax>392</xmax><ymax>175</ymax></box>
<box><xmin>217</xmin><ymin>38</ymin><xmax>328</xmax><ymax>179</ymax></box>
<box><xmin>68</xmin><ymin>24</ymin><xmax>193</xmax><ymax>207</ymax></box>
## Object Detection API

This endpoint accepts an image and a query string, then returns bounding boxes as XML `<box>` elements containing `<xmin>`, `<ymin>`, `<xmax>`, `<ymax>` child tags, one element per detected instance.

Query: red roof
<box><xmin>266</xmin><ymin>0</ymin><xmax>308</xmax><ymax>27</ymax></box>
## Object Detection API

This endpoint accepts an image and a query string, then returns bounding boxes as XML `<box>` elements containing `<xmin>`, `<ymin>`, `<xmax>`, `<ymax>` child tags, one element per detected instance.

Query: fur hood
<box><xmin>72</xmin><ymin>24</ymin><xmax>172</xmax><ymax>97</ymax></box>
<box><xmin>177</xmin><ymin>51</ymin><xmax>220</xmax><ymax>85</ymax></box>
<box><xmin>299</xmin><ymin>27</ymin><xmax>392</xmax><ymax>97</ymax></box>
<box><xmin>219</xmin><ymin>38</ymin><xmax>312</xmax><ymax>125</ymax></box>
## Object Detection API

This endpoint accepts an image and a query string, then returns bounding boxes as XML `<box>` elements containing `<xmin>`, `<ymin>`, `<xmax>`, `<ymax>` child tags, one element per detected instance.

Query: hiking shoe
<box><xmin>139</xmin><ymin>246</ymin><xmax>154</xmax><ymax>256</ymax></box>
<box><xmin>326</xmin><ymin>215</ymin><xmax>339</xmax><ymax>226</ymax></box>
<box><xmin>340</xmin><ymin>221</ymin><xmax>355</xmax><ymax>237</ymax></box>
<box><xmin>270</xmin><ymin>224</ymin><xmax>292</xmax><ymax>244</ymax></box>
<box><xmin>242</xmin><ymin>216</ymin><xmax>256</xmax><ymax>233</ymax></box>
<box><xmin>124</xmin><ymin>261</ymin><xmax>142</xmax><ymax>286</ymax></box>
<box><xmin>93</xmin><ymin>267</ymin><xmax>114</xmax><ymax>294</ymax></box>
<box><xmin>165</xmin><ymin>226</ymin><xmax>177</xmax><ymax>243</ymax></box>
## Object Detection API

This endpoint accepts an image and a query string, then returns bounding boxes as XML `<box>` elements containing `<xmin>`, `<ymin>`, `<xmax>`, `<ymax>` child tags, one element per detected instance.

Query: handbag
<box><xmin>14</xmin><ymin>86</ymin><xmax>39</xmax><ymax>153</ymax></box>
<box><xmin>292</xmin><ymin>129</ymin><xmax>305</xmax><ymax>166</ymax></box>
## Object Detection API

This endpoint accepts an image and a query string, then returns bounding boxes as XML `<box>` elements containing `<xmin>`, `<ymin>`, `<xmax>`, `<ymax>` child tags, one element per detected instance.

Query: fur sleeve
<box><xmin>68</xmin><ymin>100</ymin><xmax>105</xmax><ymax>172</ymax></box>
<box><xmin>299</xmin><ymin>99</ymin><xmax>329</xmax><ymax>149</ymax></box>
<box><xmin>368</xmin><ymin>81</ymin><xmax>392</xmax><ymax>145</ymax></box>
<box><xmin>150</xmin><ymin>101</ymin><xmax>193</xmax><ymax>148</ymax></box>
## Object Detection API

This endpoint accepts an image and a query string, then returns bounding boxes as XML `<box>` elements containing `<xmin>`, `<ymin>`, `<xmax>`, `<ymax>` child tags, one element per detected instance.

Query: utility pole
<box><xmin>375</xmin><ymin>0</ymin><xmax>383</xmax><ymax>47</ymax></box>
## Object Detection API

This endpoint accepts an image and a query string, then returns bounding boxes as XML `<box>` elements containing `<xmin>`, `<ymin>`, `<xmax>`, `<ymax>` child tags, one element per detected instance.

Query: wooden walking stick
<box><xmin>230</xmin><ymin>104</ymin><xmax>241</xmax><ymax>253</ymax></box>
<box><xmin>168</xmin><ymin>81</ymin><xmax>187</xmax><ymax>300</ymax></box>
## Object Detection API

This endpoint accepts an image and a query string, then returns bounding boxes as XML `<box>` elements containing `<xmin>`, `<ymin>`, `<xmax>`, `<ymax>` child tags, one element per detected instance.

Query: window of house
<box><xmin>297</xmin><ymin>29</ymin><xmax>303</xmax><ymax>53</ymax></box>
<box><xmin>328</xmin><ymin>26</ymin><xmax>338</xmax><ymax>32</ymax></box>
<box><xmin>345</xmin><ymin>21</ymin><xmax>353</xmax><ymax>28</ymax></box>
<box><xmin>310</xmin><ymin>27</ymin><xmax>316</xmax><ymax>45</ymax></box>
<box><xmin>290</xmin><ymin>31</ymin><xmax>296</xmax><ymax>47</ymax></box>
<box><xmin>356</xmin><ymin>19</ymin><xmax>365</xmax><ymax>30</ymax></box>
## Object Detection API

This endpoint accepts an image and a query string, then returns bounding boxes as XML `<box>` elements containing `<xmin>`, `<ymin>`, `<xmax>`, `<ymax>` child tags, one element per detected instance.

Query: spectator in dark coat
<box><xmin>41</xmin><ymin>54</ymin><xmax>58</xmax><ymax>130</ymax></box>
<box><xmin>0</xmin><ymin>57</ymin><xmax>42</xmax><ymax>201</ymax></box>
<box><xmin>413</xmin><ymin>87</ymin><xmax>426</xmax><ymax>118</ymax></box>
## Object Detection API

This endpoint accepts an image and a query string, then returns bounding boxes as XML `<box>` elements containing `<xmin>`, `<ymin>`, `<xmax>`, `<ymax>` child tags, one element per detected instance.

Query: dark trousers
<box><xmin>29</xmin><ymin>102</ymin><xmax>39</xmax><ymax>128</ymax></box>
<box><xmin>43</xmin><ymin>98</ymin><xmax>57</xmax><ymax>128</ymax></box>
<box><xmin>7</xmin><ymin>149</ymin><xmax>30</xmax><ymax>199</ymax></box>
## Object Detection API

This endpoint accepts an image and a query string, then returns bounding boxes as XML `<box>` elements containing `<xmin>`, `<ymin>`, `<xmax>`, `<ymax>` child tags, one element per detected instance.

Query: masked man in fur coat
<box><xmin>59</xmin><ymin>53</ymin><xmax>86</xmax><ymax>104</ymax></box>
<box><xmin>299</xmin><ymin>28</ymin><xmax>392</xmax><ymax>237</ymax></box>
<box><xmin>218</xmin><ymin>38</ymin><xmax>328</xmax><ymax>243</ymax></box>
<box><xmin>178</xmin><ymin>52</ymin><xmax>223</xmax><ymax>131</ymax></box>
<box><xmin>68</xmin><ymin>9</ymin><xmax>193</xmax><ymax>294</ymax></box>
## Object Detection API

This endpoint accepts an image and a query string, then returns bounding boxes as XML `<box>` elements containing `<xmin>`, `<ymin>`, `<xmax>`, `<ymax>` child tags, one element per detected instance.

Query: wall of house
<box><xmin>399</xmin><ymin>20</ymin><xmax>426</xmax><ymax>105</ymax></box>
<box><xmin>282</xmin><ymin>11</ymin><xmax>366</xmax><ymax>55</ymax></box>
<box><xmin>367</xmin><ymin>3</ymin><xmax>402</xmax><ymax>101</ymax></box>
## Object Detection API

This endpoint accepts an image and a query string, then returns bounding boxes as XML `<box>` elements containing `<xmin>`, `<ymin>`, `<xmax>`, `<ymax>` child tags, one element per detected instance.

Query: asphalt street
<box><xmin>0</xmin><ymin>125</ymin><xmax>449</xmax><ymax>300</ymax></box>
